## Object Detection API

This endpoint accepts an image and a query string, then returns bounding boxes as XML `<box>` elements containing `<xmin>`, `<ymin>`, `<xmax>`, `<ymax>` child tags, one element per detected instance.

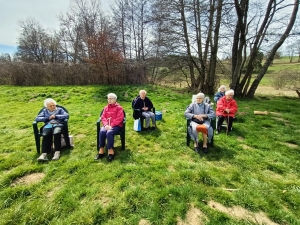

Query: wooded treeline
<box><xmin>0</xmin><ymin>0</ymin><xmax>299</xmax><ymax>97</ymax></box>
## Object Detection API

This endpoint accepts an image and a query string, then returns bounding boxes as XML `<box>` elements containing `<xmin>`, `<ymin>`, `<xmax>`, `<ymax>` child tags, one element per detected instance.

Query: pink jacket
<box><xmin>216</xmin><ymin>96</ymin><xmax>238</xmax><ymax>117</ymax></box>
<box><xmin>101</xmin><ymin>103</ymin><xmax>124</xmax><ymax>127</ymax></box>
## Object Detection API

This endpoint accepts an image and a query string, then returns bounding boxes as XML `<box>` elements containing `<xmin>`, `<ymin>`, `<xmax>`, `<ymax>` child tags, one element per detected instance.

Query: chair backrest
<box><xmin>132</xmin><ymin>95</ymin><xmax>140</xmax><ymax>109</ymax></box>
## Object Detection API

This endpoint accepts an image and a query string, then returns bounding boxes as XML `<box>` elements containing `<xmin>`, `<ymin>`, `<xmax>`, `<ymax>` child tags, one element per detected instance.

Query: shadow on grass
<box><xmin>136</xmin><ymin>127</ymin><xmax>162</xmax><ymax>136</ymax></box>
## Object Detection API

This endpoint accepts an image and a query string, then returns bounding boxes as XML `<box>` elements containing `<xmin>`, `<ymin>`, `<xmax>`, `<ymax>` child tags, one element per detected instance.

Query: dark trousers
<box><xmin>99</xmin><ymin>126</ymin><xmax>122</xmax><ymax>149</ymax></box>
<box><xmin>217</xmin><ymin>116</ymin><xmax>233</xmax><ymax>132</ymax></box>
<box><xmin>42</xmin><ymin>126</ymin><xmax>63</xmax><ymax>153</ymax></box>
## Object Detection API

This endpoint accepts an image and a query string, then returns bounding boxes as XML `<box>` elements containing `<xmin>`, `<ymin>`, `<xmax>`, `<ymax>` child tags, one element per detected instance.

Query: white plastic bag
<box><xmin>134</xmin><ymin>119</ymin><xmax>141</xmax><ymax>131</ymax></box>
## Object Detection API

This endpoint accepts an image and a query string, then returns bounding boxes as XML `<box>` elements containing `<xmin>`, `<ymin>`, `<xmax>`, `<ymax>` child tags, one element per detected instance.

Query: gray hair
<box><xmin>196</xmin><ymin>92</ymin><xmax>205</xmax><ymax>99</ymax></box>
<box><xmin>225</xmin><ymin>89</ymin><xmax>234</xmax><ymax>96</ymax></box>
<box><xmin>218</xmin><ymin>85</ymin><xmax>226</xmax><ymax>92</ymax></box>
<box><xmin>107</xmin><ymin>93</ymin><xmax>117</xmax><ymax>99</ymax></box>
<box><xmin>139</xmin><ymin>90</ymin><xmax>147</xmax><ymax>95</ymax></box>
<box><xmin>44</xmin><ymin>98</ymin><xmax>56</xmax><ymax>107</ymax></box>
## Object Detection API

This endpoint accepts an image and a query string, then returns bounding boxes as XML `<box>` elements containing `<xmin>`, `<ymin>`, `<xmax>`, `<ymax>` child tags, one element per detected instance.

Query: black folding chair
<box><xmin>32</xmin><ymin>105</ymin><xmax>70</xmax><ymax>154</ymax></box>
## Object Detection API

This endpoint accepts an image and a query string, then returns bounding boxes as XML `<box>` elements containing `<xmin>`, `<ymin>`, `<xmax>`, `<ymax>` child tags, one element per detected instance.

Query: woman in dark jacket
<box><xmin>133</xmin><ymin>90</ymin><xmax>156</xmax><ymax>130</ymax></box>
<box><xmin>35</xmin><ymin>98</ymin><xmax>69</xmax><ymax>161</ymax></box>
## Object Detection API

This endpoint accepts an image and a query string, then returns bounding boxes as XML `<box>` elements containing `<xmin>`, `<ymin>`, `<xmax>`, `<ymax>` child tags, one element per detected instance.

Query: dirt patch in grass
<box><xmin>139</xmin><ymin>219</ymin><xmax>151</xmax><ymax>225</ymax></box>
<box><xmin>208</xmin><ymin>200</ymin><xmax>279</xmax><ymax>225</ymax></box>
<box><xmin>177</xmin><ymin>204</ymin><xmax>207</xmax><ymax>225</ymax></box>
<box><xmin>282</xmin><ymin>142</ymin><xmax>298</xmax><ymax>148</ymax></box>
<box><xmin>11</xmin><ymin>172</ymin><xmax>45</xmax><ymax>186</ymax></box>
<box><xmin>46</xmin><ymin>186</ymin><xmax>61</xmax><ymax>198</ymax></box>
<box><xmin>237</xmin><ymin>136</ymin><xmax>244</xmax><ymax>142</ymax></box>
<box><xmin>240</xmin><ymin>144</ymin><xmax>253</xmax><ymax>150</ymax></box>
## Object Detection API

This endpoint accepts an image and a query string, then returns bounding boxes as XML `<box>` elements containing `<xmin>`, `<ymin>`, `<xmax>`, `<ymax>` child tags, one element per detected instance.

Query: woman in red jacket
<box><xmin>94</xmin><ymin>93</ymin><xmax>124</xmax><ymax>162</ymax></box>
<box><xmin>216</xmin><ymin>89</ymin><xmax>238</xmax><ymax>134</ymax></box>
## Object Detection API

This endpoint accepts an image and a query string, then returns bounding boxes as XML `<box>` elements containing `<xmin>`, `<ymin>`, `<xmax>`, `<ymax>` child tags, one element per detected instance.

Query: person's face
<box><xmin>220</xmin><ymin>87</ymin><xmax>225</xmax><ymax>92</ymax></box>
<box><xmin>139</xmin><ymin>92</ymin><xmax>146</xmax><ymax>99</ymax></box>
<box><xmin>196</xmin><ymin>96</ymin><xmax>204</xmax><ymax>104</ymax></box>
<box><xmin>107</xmin><ymin>97</ymin><xmax>116</xmax><ymax>104</ymax></box>
<box><xmin>225</xmin><ymin>93</ymin><xmax>233</xmax><ymax>100</ymax></box>
<box><xmin>47</xmin><ymin>102</ymin><xmax>56</xmax><ymax>112</ymax></box>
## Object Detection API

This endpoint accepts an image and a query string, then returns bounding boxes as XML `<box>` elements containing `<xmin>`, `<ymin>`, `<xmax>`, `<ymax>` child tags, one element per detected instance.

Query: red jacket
<box><xmin>101</xmin><ymin>103</ymin><xmax>124</xmax><ymax>127</ymax></box>
<box><xmin>216</xmin><ymin>96</ymin><xmax>238</xmax><ymax>117</ymax></box>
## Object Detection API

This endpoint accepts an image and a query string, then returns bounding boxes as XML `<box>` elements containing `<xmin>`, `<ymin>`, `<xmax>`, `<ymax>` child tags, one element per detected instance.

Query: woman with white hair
<box><xmin>214</xmin><ymin>85</ymin><xmax>226</xmax><ymax>102</ymax></box>
<box><xmin>132</xmin><ymin>90</ymin><xmax>156</xmax><ymax>130</ymax></box>
<box><xmin>95</xmin><ymin>93</ymin><xmax>124</xmax><ymax>162</ymax></box>
<box><xmin>216</xmin><ymin>89</ymin><xmax>238</xmax><ymax>134</ymax></box>
<box><xmin>35</xmin><ymin>98</ymin><xmax>69</xmax><ymax>161</ymax></box>
<box><xmin>184</xmin><ymin>93</ymin><xmax>216</xmax><ymax>154</ymax></box>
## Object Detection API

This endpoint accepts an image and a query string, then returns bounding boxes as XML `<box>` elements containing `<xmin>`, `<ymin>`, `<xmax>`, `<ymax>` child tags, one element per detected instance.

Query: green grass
<box><xmin>0</xmin><ymin>85</ymin><xmax>299</xmax><ymax>225</ymax></box>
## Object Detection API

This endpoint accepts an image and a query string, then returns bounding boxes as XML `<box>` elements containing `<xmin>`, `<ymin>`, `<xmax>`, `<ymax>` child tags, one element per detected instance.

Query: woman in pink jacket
<box><xmin>216</xmin><ymin>89</ymin><xmax>238</xmax><ymax>134</ymax></box>
<box><xmin>94</xmin><ymin>93</ymin><xmax>124</xmax><ymax>162</ymax></box>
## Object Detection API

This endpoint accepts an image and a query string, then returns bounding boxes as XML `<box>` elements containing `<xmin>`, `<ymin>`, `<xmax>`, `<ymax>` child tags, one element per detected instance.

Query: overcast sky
<box><xmin>0</xmin><ymin>0</ymin><xmax>109</xmax><ymax>54</ymax></box>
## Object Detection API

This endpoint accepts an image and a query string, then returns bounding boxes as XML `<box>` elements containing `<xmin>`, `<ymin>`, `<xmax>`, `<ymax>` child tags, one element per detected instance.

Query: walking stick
<box><xmin>226</xmin><ymin>111</ymin><xmax>229</xmax><ymax>136</ymax></box>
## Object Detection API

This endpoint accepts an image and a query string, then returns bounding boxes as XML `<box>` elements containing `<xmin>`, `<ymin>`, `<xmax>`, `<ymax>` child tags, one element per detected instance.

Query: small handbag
<box><xmin>192</xmin><ymin>117</ymin><xmax>204</xmax><ymax>124</ymax></box>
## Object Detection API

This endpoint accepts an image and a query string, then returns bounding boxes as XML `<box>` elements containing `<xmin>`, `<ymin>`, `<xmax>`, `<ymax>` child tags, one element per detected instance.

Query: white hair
<box><xmin>44</xmin><ymin>98</ymin><xmax>56</xmax><ymax>107</ymax></box>
<box><xmin>139</xmin><ymin>90</ymin><xmax>147</xmax><ymax>95</ymax></box>
<box><xmin>196</xmin><ymin>92</ymin><xmax>205</xmax><ymax>98</ymax></box>
<box><xmin>225</xmin><ymin>89</ymin><xmax>234</xmax><ymax>96</ymax></box>
<box><xmin>107</xmin><ymin>93</ymin><xmax>117</xmax><ymax>99</ymax></box>
<box><xmin>218</xmin><ymin>85</ymin><xmax>226</xmax><ymax>92</ymax></box>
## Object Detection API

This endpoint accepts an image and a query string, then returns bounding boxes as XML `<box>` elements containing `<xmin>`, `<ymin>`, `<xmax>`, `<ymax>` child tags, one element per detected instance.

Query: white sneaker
<box><xmin>52</xmin><ymin>151</ymin><xmax>60</xmax><ymax>160</ymax></box>
<box><xmin>37</xmin><ymin>153</ymin><xmax>48</xmax><ymax>161</ymax></box>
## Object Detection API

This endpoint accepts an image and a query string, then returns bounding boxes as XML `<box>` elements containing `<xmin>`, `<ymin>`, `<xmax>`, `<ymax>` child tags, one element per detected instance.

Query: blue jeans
<box><xmin>99</xmin><ymin>126</ymin><xmax>122</xmax><ymax>149</ymax></box>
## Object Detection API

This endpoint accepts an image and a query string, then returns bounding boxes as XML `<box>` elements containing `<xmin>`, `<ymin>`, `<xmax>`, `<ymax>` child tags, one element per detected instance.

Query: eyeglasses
<box><xmin>196</xmin><ymin>97</ymin><xmax>204</xmax><ymax>99</ymax></box>
<box><xmin>107</xmin><ymin>98</ymin><xmax>115</xmax><ymax>100</ymax></box>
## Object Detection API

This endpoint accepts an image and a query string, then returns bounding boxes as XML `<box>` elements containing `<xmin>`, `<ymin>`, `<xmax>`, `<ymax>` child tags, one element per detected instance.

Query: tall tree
<box><xmin>231</xmin><ymin>0</ymin><xmax>299</xmax><ymax>97</ymax></box>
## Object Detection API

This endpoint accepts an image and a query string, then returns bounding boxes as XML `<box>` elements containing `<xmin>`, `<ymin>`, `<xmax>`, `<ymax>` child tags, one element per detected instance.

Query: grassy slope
<box><xmin>0</xmin><ymin>85</ymin><xmax>299</xmax><ymax>225</ymax></box>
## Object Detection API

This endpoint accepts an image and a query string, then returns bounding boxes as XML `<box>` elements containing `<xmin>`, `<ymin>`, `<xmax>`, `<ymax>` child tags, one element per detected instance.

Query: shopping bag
<box><xmin>134</xmin><ymin>119</ymin><xmax>141</xmax><ymax>131</ymax></box>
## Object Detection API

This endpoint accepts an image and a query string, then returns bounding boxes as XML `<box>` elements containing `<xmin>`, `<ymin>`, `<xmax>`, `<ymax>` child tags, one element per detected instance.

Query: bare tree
<box><xmin>16</xmin><ymin>18</ymin><xmax>58</xmax><ymax>63</ymax></box>
<box><xmin>58</xmin><ymin>0</ymin><xmax>106</xmax><ymax>63</ymax></box>
<box><xmin>230</xmin><ymin>0</ymin><xmax>299</xmax><ymax>97</ymax></box>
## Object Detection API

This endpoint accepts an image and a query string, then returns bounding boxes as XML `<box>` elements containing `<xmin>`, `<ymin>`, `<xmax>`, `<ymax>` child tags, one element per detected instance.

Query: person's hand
<box><xmin>143</xmin><ymin>107</ymin><xmax>148</xmax><ymax>111</ymax></box>
<box><xmin>49</xmin><ymin>114</ymin><xmax>55</xmax><ymax>120</ymax></box>
<box><xmin>225</xmin><ymin>109</ymin><xmax>230</xmax><ymax>113</ymax></box>
<box><xmin>105</xmin><ymin>125</ymin><xmax>112</xmax><ymax>130</ymax></box>
<box><xmin>194</xmin><ymin>114</ymin><xmax>204</xmax><ymax>121</ymax></box>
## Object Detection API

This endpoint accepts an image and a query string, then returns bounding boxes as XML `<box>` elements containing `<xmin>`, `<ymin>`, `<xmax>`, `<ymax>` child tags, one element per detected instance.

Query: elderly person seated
<box><xmin>216</xmin><ymin>89</ymin><xmax>238</xmax><ymax>134</ymax></box>
<box><xmin>132</xmin><ymin>90</ymin><xmax>156</xmax><ymax>130</ymax></box>
<box><xmin>214</xmin><ymin>85</ymin><xmax>226</xmax><ymax>102</ymax></box>
<box><xmin>94</xmin><ymin>93</ymin><xmax>124</xmax><ymax>162</ymax></box>
<box><xmin>36</xmin><ymin>98</ymin><xmax>69</xmax><ymax>161</ymax></box>
<box><xmin>184</xmin><ymin>93</ymin><xmax>215</xmax><ymax>154</ymax></box>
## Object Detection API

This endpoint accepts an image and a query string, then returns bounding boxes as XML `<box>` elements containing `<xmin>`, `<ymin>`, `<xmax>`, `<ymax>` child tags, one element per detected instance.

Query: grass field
<box><xmin>0</xmin><ymin>84</ymin><xmax>299</xmax><ymax>225</ymax></box>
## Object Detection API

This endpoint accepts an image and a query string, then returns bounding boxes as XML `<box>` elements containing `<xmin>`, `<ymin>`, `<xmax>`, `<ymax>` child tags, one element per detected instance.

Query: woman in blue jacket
<box><xmin>35</xmin><ymin>98</ymin><xmax>69</xmax><ymax>161</ymax></box>
<box><xmin>214</xmin><ymin>85</ymin><xmax>226</xmax><ymax>102</ymax></box>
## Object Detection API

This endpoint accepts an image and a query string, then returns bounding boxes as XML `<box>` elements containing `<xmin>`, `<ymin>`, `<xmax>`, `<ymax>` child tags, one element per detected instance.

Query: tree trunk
<box><xmin>246</xmin><ymin>0</ymin><xmax>299</xmax><ymax>98</ymax></box>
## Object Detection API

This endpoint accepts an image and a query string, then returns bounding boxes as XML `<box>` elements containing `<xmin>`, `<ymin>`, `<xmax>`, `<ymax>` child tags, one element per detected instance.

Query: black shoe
<box><xmin>94</xmin><ymin>153</ymin><xmax>105</xmax><ymax>160</ymax></box>
<box><xmin>194</xmin><ymin>146</ymin><xmax>199</xmax><ymax>153</ymax></box>
<box><xmin>151</xmin><ymin>126</ymin><xmax>156</xmax><ymax>130</ymax></box>
<box><xmin>107</xmin><ymin>154</ymin><xmax>115</xmax><ymax>162</ymax></box>
<box><xmin>202</xmin><ymin>147</ymin><xmax>208</xmax><ymax>154</ymax></box>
